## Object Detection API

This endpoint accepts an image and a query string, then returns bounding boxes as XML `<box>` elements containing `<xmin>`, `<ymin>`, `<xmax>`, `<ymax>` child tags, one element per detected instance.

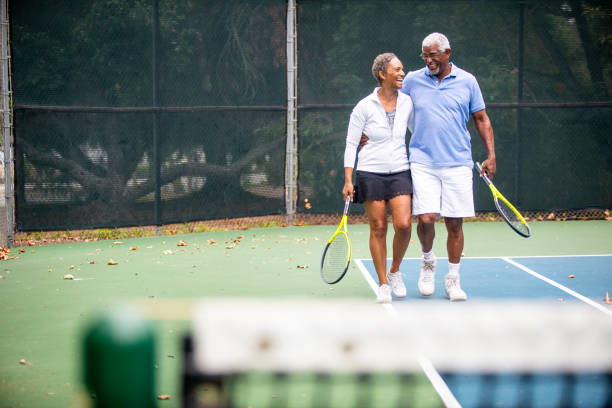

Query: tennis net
<box><xmin>184</xmin><ymin>299</ymin><xmax>612</xmax><ymax>408</ymax></box>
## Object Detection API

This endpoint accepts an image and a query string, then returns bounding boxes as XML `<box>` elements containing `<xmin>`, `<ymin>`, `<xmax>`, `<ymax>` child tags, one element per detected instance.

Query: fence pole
<box><xmin>0</xmin><ymin>0</ymin><xmax>13</xmax><ymax>247</ymax></box>
<box><xmin>516</xmin><ymin>2</ymin><xmax>524</xmax><ymax>206</ymax></box>
<box><xmin>285</xmin><ymin>0</ymin><xmax>298</xmax><ymax>226</ymax></box>
<box><xmin>152</xmin><ymin>0</ymin><xmax>161</xmax><ymax>234</ymax></box>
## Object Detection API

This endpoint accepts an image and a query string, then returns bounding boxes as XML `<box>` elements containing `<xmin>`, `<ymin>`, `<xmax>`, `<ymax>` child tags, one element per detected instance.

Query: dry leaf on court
<box><xmin>88</xmin><ymin>260</ymin><xmax>95</xmax><ymax>264</ymax></box>
<box><xmin>157</xmin><ymin>394</ymin><xmax>171</xmax><ymax>400</ymax></box>
<box><xmin>130</xmin><ymin>247</ymin><xmax>138</xmax><ymax>251</ymax></box>
<box><xmin>207</xmin><ymin>239</ymin><xmax>216</xmax><ymax>246</ymax></box>
<box><xmin>297</xmin><ymin>264</ymin><xmax>309</xmax><ymax>269</ymax></box>
<box><xmin>162</xmin><ymin>250</ymin><xmax>174</xmax><ymax>255</ymax></box>
<box><xmin>113</xmin><ymin>241</ymin><xmax>123</xmax><ymax>245</ymax></box>
<box><xmin>107</xmin><ymin>259</ymin><xmax>118</xmax><ymax>265</ymax></box>
<box><xmin>568</xmin><ymin>274</ymin><xmax>575</xmax><ymax>279</ymax></box>
<box><xmin>177</xmin><ymin>240</ymin><xmax>187</xmax><ymax>247</ymax></box>
<box><xmin>68</xmin><ymin>265</ymin><xmax>75</xmax><ymax>270</ymax></box>
<box><xmin>63</xmin><ymin>274</ymin><xmax>74</xmax><ymax>280</ymax></box>
<box><xmin>19</xmin><ymin>359</ymin><xmax>31</xmax><ymax>366</ymax></box>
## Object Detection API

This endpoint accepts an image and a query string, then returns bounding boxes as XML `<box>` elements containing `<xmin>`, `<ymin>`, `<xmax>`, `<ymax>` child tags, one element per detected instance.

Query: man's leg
<box><xmin>444</xmin><ymin>217</ymin><xmax>463</xmax><ymax>264</ymax></box>
<box><xmin>444</xmin><ymin>217</ymin><xmax>467</xmax><ymax>301</ymax></box>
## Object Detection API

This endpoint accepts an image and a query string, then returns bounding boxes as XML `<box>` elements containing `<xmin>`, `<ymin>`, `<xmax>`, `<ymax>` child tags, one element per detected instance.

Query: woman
<box><xmin>343</xmin><ymin>53</ymin><xmax>414</xmax><ymax>303</ymax></box>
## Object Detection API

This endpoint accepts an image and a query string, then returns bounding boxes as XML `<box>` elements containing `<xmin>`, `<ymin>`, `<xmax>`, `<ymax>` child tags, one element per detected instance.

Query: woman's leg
<box><xmin>364</xmin><ymin>200</ymin><xmax>388</xmax><ymax>285</ymax></box>
<box><xmin>388</xmin><ymin>194</ymin><xmax>412</xmax><ymax>273</ymax></box>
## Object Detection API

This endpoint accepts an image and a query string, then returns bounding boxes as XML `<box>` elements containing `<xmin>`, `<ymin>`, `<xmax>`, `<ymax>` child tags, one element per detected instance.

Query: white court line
<box><xmin>354</xmin><ymin>259</ymin><xmax>460</xmax><ymax>408</ymax></box>
<box><xmin>382</xmin><ymin>254</ymin><xmax>612</xmax><ymax>260</ymax></box>
<box><xmin>501</xmin><ymin>257</ymin><xmax>612</xmax><ymax>318</ymax></box>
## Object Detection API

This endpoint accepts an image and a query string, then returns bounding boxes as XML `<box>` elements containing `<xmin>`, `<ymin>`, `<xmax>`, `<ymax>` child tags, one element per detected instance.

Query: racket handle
<box><xmin>343</xmin><ymin>195</ymin><xmax>351</xmax><ymax>214</ymax></box>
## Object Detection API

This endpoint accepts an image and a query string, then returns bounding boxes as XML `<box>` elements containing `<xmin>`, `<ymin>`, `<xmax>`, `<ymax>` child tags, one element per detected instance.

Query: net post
<box><xmin>285</xmin><ymin>0</ymin><xmax>298</xmax><ymax>226</ymax></box>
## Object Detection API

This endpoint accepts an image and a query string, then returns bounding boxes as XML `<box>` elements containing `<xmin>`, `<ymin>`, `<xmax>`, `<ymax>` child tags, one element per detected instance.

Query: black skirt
<box><xmin>355</xmin><ymin>170</ymin><xmax>413</xmax><ymax>204</ymax></box>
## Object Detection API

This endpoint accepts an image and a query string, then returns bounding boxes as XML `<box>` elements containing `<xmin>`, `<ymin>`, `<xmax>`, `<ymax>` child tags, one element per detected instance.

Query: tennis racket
<box><xmin>476</xmin><ymin>162</ymin><xmax>531</xmax><ymax>238</ymax></box>
<box><xmin>320</xmin><ymin>196</ymin><xmax>352</xmax><ymax>284</ymax></box>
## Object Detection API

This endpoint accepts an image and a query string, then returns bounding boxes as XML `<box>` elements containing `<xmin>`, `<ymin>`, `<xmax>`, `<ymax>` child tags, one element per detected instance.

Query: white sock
<box><xmin>447</xmin><ymin>262</ymin><xmax>460</xmax><ymax>278</ymax></box>
<box><xmin>422</xmin><ymin>250</ymin><xmax>435</xmax><ymax>260</ymax></box>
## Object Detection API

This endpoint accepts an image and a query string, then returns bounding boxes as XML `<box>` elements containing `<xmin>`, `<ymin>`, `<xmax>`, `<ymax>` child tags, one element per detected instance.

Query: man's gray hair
<box><xmin>371</xmin><ymin>53</ymin><xmax>398</xmax><ymax>85</ymax></box>
<box><xmin>422</xmin><ymin>32</ymin><xmax>451</xmax><ymax>52</ymax></box>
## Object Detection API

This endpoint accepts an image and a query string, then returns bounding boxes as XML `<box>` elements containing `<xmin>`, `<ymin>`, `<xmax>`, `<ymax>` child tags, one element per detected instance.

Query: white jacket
<box><xmin>344</xmin><ymin>88</ymin><xmax>414</xmax><ymax>173</ymax></box>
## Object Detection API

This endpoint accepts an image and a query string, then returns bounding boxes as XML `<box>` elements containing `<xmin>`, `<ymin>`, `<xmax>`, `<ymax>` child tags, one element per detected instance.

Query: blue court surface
<box><xmin>356</xmin><ymin>255</ymin><xmax>612</xmax><ymax>408</ymax></box>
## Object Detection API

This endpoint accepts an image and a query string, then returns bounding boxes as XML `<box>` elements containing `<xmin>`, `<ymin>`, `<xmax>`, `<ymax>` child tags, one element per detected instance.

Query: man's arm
<box><xmin>472</xmin><ymin>109</ymin><xmax>496</xmax><ymax>178</ymax></box>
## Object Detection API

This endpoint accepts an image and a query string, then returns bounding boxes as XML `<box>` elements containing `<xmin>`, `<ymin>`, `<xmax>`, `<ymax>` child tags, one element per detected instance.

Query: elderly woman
<box><xmin>342</xmin><ymin>53</ymin><xmax>414</xmax><ymax>303</ymax></box>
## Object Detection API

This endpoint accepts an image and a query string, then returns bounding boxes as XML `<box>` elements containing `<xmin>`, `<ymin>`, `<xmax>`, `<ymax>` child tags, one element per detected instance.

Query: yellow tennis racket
<box><xmin>320</xmin><ymin>196</ymin><xmax>352</xmax><ymax>284</ymax></box>
<box><xmin>476</xmin><ymin>162</ymin><xmax>531</xmax><ymax>238</ymax></box>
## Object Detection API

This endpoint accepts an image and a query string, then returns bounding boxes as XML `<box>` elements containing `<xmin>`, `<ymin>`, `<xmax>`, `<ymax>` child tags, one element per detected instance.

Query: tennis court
<box><xmin>358</xmin><ymin>254</ymin><xmax>612</xmax><ymax>407</ymax></box>
<box><xmin>1</xmin><ymin>220</ymin><xmax>611</xmax><ymax>407</ymax></box>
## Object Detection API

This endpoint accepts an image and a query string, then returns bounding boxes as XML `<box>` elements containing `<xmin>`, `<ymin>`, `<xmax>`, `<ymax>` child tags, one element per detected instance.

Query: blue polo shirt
<box><xmin>401</xmin><ymin>63</ymin><xmax>485</xmax><ymax>167</ymax></box>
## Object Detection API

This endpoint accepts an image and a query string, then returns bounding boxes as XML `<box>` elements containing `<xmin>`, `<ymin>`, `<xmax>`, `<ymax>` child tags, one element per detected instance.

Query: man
<box><xmin>362</xmin><ymin>32</ymin><xmax>496</xmax><ymax>301</ymax></box>
<box><xmin>406</xmin><ymin>32</ymin><xmax>496</xmax><ymax>301</ymax></box>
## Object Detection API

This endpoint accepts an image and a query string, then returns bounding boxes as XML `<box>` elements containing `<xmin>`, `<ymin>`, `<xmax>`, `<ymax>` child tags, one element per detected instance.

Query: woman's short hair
<box><xmin>422</xmin><ymin>32</ymin><xmax>451</xmax><ymax>53</ymax></box>
<box><xmin>371</xmin><ymin>53</ymin><xmax>398</xmax><ymax>85</ymax></box>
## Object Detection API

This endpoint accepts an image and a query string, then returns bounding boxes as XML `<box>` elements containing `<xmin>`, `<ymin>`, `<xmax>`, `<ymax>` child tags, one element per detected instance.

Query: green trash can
<box><xmin>83</xmin><ymin>306</ymin><xmax>156</xmax><ymax>408</ymax></box>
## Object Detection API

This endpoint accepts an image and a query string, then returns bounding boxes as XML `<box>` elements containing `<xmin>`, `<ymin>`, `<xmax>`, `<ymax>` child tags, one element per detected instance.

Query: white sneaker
<box><xmin>445</xmin><ymin>275</ymin><xmax>467</xmax><ymax>301</ymax></box>
<box><xmin>376</xmin><ymin>284</ymin><xmax>392</xmax><ymax>304</ymax></box>
<box><xmin>387</xmin><ymin>271</ymin><xmax>406</xmax><ymax>297</ymax></box>
<box><xmin>418</xmin><ymin>256</ymin><xmax>437</xmax><ymax>296</ymax></box>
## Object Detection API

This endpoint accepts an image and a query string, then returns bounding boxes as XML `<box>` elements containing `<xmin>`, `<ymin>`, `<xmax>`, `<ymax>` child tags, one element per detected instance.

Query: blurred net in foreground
<box><xmin>184</xmin><ymin>299</ymin><xmax>612</xmax><ymax>408</ymax></box>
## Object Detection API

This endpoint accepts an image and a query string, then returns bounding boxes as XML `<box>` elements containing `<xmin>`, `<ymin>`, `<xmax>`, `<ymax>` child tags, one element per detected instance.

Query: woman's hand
<box><xmin>342</xmin><ymin>182</ymin><xmax>354</xmax><ymax>202</ymax></box>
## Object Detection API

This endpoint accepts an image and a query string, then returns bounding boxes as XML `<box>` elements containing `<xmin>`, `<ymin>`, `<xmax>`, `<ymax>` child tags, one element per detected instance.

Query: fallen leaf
<box><xmin>19</xmin><ymin>249</ymin><xmax>25</xmax><ymax>253</ymax></box>
<box><xmin>63</xmin><ymin>274</ymin><xmax>74</xmax><ymax>280</ymax></box>
<box><xmin>207</xmin><ymin>239</ymin><xmax>216</xmax><ymax>246</ymax></box>
<box><xmin>19</xmin><ymin>359</ymin><xmax>31</xmax><ymax>366</ymax></box>
<box><xmin>130</xmin><ymin>247</ymin><xmax>138</xmax><ymax>251</ymax></box>
<box><xmin>225</xmin><ymin>245</ymin><xmax>234</xmax><ymax>249</ymax></box>
<box><xmin>88</xmin><ymin>260</ymin><xmax>95</xmax><ymax>264</ymax></box>
<box><xmin>68</xmin><ymin>265</ymin><xmax>75</xmax><ymax>270</ymax></box>
<box><xmin>162</xmin><ymin>250</ymin><xmax>174</xmax><ymax>255</ymax></box>
<box><xmin>157</xmin><ymin>394</ymin><xmax>171</xmax><ymax>400</ymax></box>
<box><xmin>237</xmin><ymin>235</ymin><xmax>244</xmax><ymax>240</ymax></box>
<box><xmin>568</xmin><ymin>274</ymin><xmax>575</xmax><ymax>279</ymax></box>
<box><xmin>107</xmin><ymin>259</ymin><xmax>118</xmax><ymax>265</ymax></box>
<box><xmin>113</xmin><ymin>241</ymin><xmax>123</xmax><ymax>245</ymax></box>
<box><xmin>177</xmin><ymin>240</ymin><xmax>187</xmax><ymax>247</ymax></box>
<box><xmin>297</xmin><ymin>264</ymin><xmax>309</xmax><ymax>269</ymax></box>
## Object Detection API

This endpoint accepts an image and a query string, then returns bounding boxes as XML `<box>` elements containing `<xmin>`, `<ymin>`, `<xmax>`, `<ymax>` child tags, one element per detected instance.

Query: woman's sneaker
<box><xmin>376</xmin><ymin>284</ymin><xmax>392</xmax><ymax>304</ymax></box>
<box><xmin>387</xmin><ymin>271</ymin><xmax>406</xmax><ymax>297</ymax></box>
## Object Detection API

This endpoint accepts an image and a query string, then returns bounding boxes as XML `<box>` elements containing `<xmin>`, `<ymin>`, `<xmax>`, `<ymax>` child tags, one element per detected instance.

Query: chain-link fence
<box><xmin>9</xmin><ymin>0</ymin><xmax>612</xmax><ymax>233</ymax></box>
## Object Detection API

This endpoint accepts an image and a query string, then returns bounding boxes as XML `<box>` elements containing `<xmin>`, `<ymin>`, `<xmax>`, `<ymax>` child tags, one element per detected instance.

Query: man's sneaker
<box><xmin>418</xmin><ymin>256</ymin><xmax>437</xmax><ymax>296</ymax></box>
<box><xmin>444</xmin><ymin>275</ymin><xmax>467</xmax><ymax>301</ymax></box>
<box><xmin>387</xmin><ymin>271</ymin><xmax>406</xmax><ymax>297</ymax></box>
<box><xmin>376</xmin><ymin>284</ymin><xmax>392</xmax><ymax>304</ymax></box>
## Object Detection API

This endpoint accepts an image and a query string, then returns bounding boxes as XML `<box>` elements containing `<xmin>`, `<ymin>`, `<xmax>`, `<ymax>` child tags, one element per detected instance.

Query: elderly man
<box><xmin>403</xmin><ymin>32</ymin><xmax>496</xmax><ymax>301</ymax></box>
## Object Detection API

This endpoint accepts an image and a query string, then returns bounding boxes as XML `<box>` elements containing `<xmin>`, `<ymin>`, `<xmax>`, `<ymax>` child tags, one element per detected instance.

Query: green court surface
<box><xmin>1</xmin><ymin>220</ymin><xmax>611</xmax><ymax>407</ymax></box>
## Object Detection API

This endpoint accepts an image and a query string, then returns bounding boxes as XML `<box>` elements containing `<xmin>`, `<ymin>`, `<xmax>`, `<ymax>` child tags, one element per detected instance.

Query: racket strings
<box><xmin>496</xmin><ymin>198</ymin><xmax>530</xmax><ymax>236</ymax></box>
<box><xmin>321</xmin><ymin>234</ymin><xmax>349</xmax><ymax>283</ymax></box>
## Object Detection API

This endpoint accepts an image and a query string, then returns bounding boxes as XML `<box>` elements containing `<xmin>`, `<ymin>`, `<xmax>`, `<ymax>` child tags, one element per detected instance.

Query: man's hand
<box><xmin>359</xmin><ymin>133</ymin><xmax>369</xmax><ymax>148</ymax></box>
<box><xmin>480</xmin><ymin>157</ymin><xmax>497</xmax><ymax>179</ymax></box>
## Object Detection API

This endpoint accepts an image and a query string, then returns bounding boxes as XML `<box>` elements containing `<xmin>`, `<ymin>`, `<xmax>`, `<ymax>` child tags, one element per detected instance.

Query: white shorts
<box><xmin>411</xmin><ymin>163</ymin><xmax>475</xmax><ymax>218</ymax></box>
